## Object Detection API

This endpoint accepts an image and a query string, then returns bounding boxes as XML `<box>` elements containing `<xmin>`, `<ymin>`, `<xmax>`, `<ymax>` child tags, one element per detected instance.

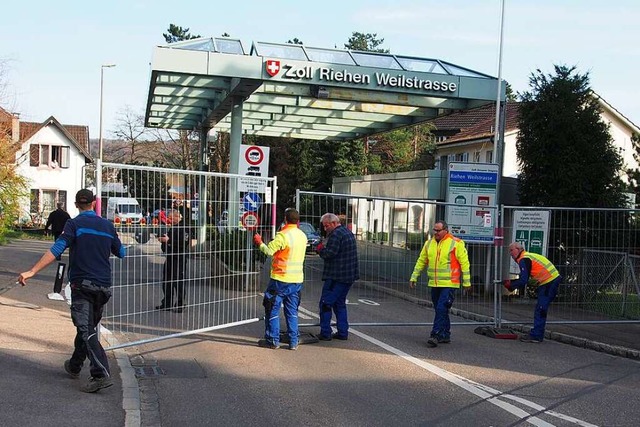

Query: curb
<box><xmin>101</xmin><ymin>326</ymin><xmax>141</xmax><ymax>427</ymax></box>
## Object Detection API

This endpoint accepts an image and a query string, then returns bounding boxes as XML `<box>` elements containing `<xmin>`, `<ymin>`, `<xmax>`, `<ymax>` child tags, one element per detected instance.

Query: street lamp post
<box><xmin>99</xmin><ymin>64</ymin><xmax>116</xmax><ymax>161</ymax></box>
<box><xmin>96</xmin><ymin>64</ymin><xmax>116</xmax><ymax>216</ymax></box>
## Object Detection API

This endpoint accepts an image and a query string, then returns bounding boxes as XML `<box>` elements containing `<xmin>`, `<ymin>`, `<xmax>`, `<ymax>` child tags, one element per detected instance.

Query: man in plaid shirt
<box><xmin>316</xmin><ymin>213</ymin><xmax>359</xmax><ymax>341</ymax></box>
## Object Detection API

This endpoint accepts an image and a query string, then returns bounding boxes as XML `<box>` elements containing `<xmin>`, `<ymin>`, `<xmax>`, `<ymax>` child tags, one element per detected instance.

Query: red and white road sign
<box><xmin>245</xmin><ymin>146</ymin><xmax>264</xmax><ymax>166</ymax></box>
<box><xmin>241</xmin><ymin>211</ymin><xmax>260</xmax><ymax>230</ymax></box>
<box><xmin>265</xmin><ymin>59</ymin><xmax>280</xmax><ymax>77</ymax></box>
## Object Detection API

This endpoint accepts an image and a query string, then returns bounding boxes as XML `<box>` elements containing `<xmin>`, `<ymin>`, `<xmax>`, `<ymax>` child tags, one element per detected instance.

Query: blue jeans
<box><xmin>263</xmin><ymin>280</ymin><xmax>302</xmax><ymax>346</ymax></box>
<box><xmin>530</xmin><ymin>277</ymin><xmax>561</xmax><ymax>340</ymax></box>
<box><xmin>319</xmin><ymin>279</ymin><xmax>353</xmax><ymax>338</ymax></box>
<box><xmin>430</xmin><ymin>287</ymin><xmax>456</xmax><ymax>340</ymax></box>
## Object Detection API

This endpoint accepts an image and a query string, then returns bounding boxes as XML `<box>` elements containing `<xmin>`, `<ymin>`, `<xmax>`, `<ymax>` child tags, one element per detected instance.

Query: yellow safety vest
<box><xmin>410</xmin><ymin>233</ymin><xmax>471</xmax><ymax>288</ymax></box>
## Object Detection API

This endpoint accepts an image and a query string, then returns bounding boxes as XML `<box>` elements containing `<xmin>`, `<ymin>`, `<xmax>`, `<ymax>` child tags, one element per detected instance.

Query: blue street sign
<box><xmin>243</xmin><ymin>192</ymin><xmax>262</xmax><ymax>212</ymax></box>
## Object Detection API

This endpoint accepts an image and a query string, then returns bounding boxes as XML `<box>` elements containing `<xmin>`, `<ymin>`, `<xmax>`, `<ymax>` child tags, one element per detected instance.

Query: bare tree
<box><xmin>208</xmin><ymin>131</ymin><xmax>231</xmax><ymax>172</ymax></box>
<box><xmin>149</xmin><ymin>128</ymin><xmax>200</xmax><ymax>170</ymax></box>
<box><xmin>108</xmin><ymin>106</ymin><xmax>150</xmax><ymax>163</ymax></box>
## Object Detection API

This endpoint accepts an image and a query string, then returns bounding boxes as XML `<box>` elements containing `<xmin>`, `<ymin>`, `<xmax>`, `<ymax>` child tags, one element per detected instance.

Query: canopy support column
<box><xmin>228</xmin><ymin>96</ymin><xmax>244</xmax><ymax>225</ymax></box>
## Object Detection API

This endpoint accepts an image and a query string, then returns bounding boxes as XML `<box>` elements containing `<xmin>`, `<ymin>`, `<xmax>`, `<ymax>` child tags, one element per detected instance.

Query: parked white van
<box><xmin>106</xmin><ymin>197</ymin><xmax>144</xmax><ymax>225</ymax></box>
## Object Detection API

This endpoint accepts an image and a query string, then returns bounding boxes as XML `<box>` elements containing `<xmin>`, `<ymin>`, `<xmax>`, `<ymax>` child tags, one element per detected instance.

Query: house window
<box><xmin>455</xmin><ymin>152</ymin><xmax>469</xmax><ymax>162</ymax></box>
<box><xmin>438</xmin><ymin>155</ymin><xmax>448</xmax><ymax>170</ymax></box>
<box><xmin>435</xmin><ymin>135</ymin><xmax>447</xmax><ymax>143</ymax></box>
<box><xmin>473</xmin><ymin>151</ymin><xmax>481</xmax><ymax>162</ymax></box>
<box><xmin>42</xmin><ymin>190</ymin><xmax>56</xmax><ymax>213</ymax></box>
<box><xmin>30</xmin><ymin>189</ymin><xmax>68</xmax><ymax>216</ymax></box>
<box><xmin>29</xmin><ymin>144</ymin><xmax>71</xmax><ymax>168</ymax></box>
<box><xmin>485</xmin><ymin>151</ymin><xmax>493</xmax><ymax>163</ymax></box>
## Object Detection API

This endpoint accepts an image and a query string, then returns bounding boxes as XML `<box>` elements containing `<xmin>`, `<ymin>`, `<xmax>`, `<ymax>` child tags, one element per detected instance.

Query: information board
<box><xmin>446</xmin><ymin>162</ymin><xmax>499</xmax><ymax>243</ymax></box>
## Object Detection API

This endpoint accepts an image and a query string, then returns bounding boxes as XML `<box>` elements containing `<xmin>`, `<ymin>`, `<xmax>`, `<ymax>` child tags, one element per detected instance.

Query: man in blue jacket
<box><xmin>18</xmin><ymin>189</ymin><xmax>126</xmax><ymax>393</ymax></box>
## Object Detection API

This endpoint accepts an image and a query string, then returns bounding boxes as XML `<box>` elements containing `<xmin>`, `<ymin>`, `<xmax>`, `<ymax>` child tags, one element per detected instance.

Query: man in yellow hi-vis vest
<box><xmin>410</xmin><ymin>220</ymin><xmax>471</xmax><ymax>348</ymax></box>
<box><xmin>504</xmin><ymin>242</ymin><xmax>562</xmax><ymax>343</ymax></box>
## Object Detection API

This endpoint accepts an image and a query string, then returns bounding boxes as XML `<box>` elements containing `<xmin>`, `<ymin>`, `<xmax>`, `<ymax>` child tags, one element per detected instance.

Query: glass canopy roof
<box><xmin>146</xmin><ymin>37</ymin><xmax>502</xmax><ymax>140</ymax></box>
<box><xmin>165</xmin><ymin>37</ymin><xmax>492</xmax><ymax>79</ymax></box>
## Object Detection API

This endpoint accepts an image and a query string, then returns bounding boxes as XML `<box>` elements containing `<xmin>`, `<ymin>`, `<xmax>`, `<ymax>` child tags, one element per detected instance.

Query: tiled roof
<box><xmin>19</xmin><ymin>121</ymin><xmax>90</xmax><ymax>151</ymax></box>
<box><xmin>434</xmin><ymin>102</ymin><xmax>521</xmax><ymax>144</ymax></box>
<box><xmin>60</xmin><ymin>124</ymin><xmax>90</xmax><ymax>152</ymax></box>
<box><xmin>14</xmin><ymin>116</ymin><xmax>92</xmax><ymax>160</ymax></box>
<box><xmin>18</xmin><ymin>122</ymin><xmax>41</xmax><ymax>142</ymax></box>
<box><xmin>0</xmin><ymin>106</ymin><xmax>90</xmax><ymax>154</ymax></box>
<box><xmin>431</xmin><ymin>104</ymin><xmax>501</xmax><ymax>131</ymax></box>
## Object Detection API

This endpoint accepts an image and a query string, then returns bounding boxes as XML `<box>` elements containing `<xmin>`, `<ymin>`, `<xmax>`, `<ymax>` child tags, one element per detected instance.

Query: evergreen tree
<box><xmin>517</xmin><ymin>65</ymin><xmax>627</xmax><ymax>208</ymax></box>
<box><xmin>163</xmin><ymin>24</ymin><xmax>200</xmax><ymax>43</ymax></box>
<box><xmin>344</xmin><ymin>32</ymin><xmax>388</xmax><ymax>52</ymax></box>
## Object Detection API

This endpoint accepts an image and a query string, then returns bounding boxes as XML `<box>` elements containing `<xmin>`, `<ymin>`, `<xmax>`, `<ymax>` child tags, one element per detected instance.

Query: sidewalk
<box><xmin>0</xmin><ymin>240</ymin><xmax>139</xmax><ymax>427</ymax></box>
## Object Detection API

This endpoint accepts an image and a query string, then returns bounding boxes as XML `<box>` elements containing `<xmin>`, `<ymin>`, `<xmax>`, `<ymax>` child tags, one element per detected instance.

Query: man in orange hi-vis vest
<box><xmin>504</xmin><ymin>242</ymin><xmax>562</xmax><ymax>343</ymax></box>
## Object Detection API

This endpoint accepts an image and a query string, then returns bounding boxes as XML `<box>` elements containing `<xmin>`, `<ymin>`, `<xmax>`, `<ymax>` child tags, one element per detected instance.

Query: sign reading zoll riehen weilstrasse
<box><xmin>264</xmin><ymin>59</ymin><xmax>458</xmax><ymax>94</ymax></box>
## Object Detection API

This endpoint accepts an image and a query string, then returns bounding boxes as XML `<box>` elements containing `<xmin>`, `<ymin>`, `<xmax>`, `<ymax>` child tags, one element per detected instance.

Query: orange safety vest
<box><xmin>516</xmin><ymin>251</ymin><xmax>559</xmax><ymax>286</ymax></box>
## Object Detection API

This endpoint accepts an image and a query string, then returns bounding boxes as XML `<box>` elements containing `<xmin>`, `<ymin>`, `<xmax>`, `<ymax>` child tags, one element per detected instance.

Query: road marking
<box><xmin>297</xmin><ymin>306</ymin><xmax>596</xmax><ymax>427</ymax></box>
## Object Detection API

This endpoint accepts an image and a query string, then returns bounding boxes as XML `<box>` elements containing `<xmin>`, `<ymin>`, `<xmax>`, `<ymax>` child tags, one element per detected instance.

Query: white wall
<box><xmin>600</xmin><ymin>108</ymin><xmax>639</xmax><ymax>183</ymax></box>
<box><xmin>501</xmin><ymin>130</ymin><xmax>520</xmax><ymax>178</ymax></box>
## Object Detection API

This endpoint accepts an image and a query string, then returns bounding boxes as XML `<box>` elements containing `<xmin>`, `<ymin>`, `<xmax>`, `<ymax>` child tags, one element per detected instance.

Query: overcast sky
<box><xmin>2</xmin><ymin>0</ymin><xmax>638</xmax><ymax>138</ymax></box>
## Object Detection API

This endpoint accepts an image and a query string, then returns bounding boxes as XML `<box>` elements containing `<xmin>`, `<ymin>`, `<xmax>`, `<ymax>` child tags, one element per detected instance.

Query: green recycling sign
<box><xmin>511</xmin><ymin>210</ymin><xmax>550</xmax><ymax>273</ymax></box>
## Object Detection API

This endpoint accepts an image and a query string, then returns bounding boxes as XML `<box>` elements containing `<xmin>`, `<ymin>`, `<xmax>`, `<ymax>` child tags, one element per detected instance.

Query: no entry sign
<box><xmin>241</xmin><ymin>211</ymin><xmax>260</xmax><ymax>230</ymax></box>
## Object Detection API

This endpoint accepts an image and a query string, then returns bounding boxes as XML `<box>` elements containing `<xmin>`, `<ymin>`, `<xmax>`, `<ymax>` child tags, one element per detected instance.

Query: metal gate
<box><xmin>499</xmin><ymin>206</ymin><xmax>640</xmax><ymax>326</ymax></box>
<box><xmin>99</xmin><ymin>162</ymin><xmax>276</xmax><ymax>350</ymax></box>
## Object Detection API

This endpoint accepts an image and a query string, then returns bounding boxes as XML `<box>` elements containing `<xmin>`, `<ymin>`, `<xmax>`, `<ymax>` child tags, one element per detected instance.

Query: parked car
<box><xmin>298</xmin><ymin>222</ymin><xmax>322</xmax><ymax>252</ymax></box>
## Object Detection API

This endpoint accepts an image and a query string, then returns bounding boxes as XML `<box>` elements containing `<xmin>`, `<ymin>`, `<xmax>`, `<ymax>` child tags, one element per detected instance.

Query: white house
<box><xmin>2</xmin><ymin>108</ymin><xmax>93</xmax><ymax>224</ymax></box>
<box><xmin>432</xmin><ymin>93</ymin><xmax>640</xmax><ymax>180</ymax></box>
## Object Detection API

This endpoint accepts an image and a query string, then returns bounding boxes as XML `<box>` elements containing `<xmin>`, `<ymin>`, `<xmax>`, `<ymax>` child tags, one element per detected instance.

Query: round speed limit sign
<box><xmin>241</xmin><ymin>212</ymin><xmax>260</xmax><ymax>230</ymax></box>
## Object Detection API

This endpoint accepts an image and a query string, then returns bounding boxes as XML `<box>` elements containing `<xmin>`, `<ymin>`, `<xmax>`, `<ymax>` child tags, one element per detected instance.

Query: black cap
<box><xmin>75</xmin><ymin>189</ymin><xmax>95</xmax><ymax>204</ymax></box>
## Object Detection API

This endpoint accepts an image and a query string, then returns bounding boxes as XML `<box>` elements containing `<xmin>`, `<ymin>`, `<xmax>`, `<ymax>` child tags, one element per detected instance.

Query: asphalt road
<box><xmin>4</xmin><ymin>238</ymin><xmax>639</xmax><ymax>426</ymax></box>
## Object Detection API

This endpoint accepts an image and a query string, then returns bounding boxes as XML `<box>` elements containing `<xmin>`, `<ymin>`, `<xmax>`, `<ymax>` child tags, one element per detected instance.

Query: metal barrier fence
<box><xmin>296</xmin><ymin>192</ymin><xmax>640</xmax><ymax>328</ymax></box>
<box><xmin>100</xmin><ymin>162</ymin><xmax>276</xmax><ymax>349</ymax></box>
<box><xmin>499</xmin><ymin>206</ymin><xmax>640</xmax><ymax>326</ymax></box>
<box><xmin>295</xmin><ymin>190</ymin><xmax>499</xmax><ymax>325</ymax></box>
<box><xmin>102</xmin><ymin>180</ymin><xmax>640</xmax><ymax>349</ymax></box>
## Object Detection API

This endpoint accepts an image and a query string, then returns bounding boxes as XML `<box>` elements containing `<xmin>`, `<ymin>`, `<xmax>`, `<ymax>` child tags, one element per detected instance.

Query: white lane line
<box><xmin>297</xmin><ymin>306</ymin><xmax>596</xmax><ymax>427</ymax></box>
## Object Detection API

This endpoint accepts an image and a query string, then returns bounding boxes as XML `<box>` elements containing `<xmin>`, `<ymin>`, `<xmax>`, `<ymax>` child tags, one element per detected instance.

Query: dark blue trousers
<box><xmin>530</xmin><ymin>277</ymin><xmax>561</xmax><ymax>340</ymax></box>
<box><xmin>69</xmin><ymin>283</ymin><xmax>112</xmax><ymax>378</ymax></box>
<box><xmin>319</xmin><ymin>279</ymin><xmax>353</xmax><ymax>338</ymax></box>
<box><xmin>430</xmin><ymin>287</ymin><xmax>456</xmax><ymax>340</ymax></box>
<box><xmin>263</xmin><ymin>280</ymin><xmax>302</xmax><ymax>346</ymax></box>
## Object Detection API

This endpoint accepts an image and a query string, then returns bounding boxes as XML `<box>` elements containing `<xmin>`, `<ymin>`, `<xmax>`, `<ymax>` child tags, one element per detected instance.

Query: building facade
<box><xmin>2</xmin><ymin>109</ymin><xmax>92</xmax><ymax>224</ymax></box>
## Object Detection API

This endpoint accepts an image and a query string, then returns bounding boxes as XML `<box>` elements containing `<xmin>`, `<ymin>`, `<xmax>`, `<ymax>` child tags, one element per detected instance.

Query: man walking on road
<box><xmin>45</xmin><ymin>202</ymin><xmax>71</xmax><ymax>240</ymax></box>
<box><xmin>253</xmin><ymin>208</ymin><xmax>307</xmax><ymax>350</ymax></box>
<box><xmin>316</xmin><ymin>212</ymin><xmax>359</xmax><ymax>341</ymax></box>
<box><xmin>409</xmin><ymin>220</ymin><xmax>470</xmax><ymax>348</ymax></box>
<box><xmin>504</xmin><ymin>242</ymin><xmax>562</xmax><ymax>343</ymax></box>
<box><xmin>18</xmin><ymin>189</ymin><xmax>126</xmax><ymax>392</ymax></box>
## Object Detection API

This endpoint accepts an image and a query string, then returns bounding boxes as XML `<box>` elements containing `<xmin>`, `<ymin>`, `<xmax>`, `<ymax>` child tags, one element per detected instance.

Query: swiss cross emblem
<box><xmin>265</xmin><ymin>59</ymin><xmax>280</xmax><ymax>77</ymax></box>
